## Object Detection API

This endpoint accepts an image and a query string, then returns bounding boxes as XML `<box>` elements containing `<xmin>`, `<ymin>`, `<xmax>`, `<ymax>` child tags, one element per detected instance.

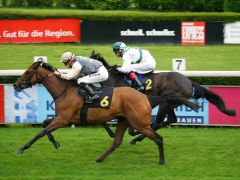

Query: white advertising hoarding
<box><xmin>224</xmin><ymin>22</ymin><xmax>240</xmax><ymax>44</ymax></box>
<box><xmin>4</xmin><ymin>84</ymin><xmax>55</xmax><ymax>124</ymax></box>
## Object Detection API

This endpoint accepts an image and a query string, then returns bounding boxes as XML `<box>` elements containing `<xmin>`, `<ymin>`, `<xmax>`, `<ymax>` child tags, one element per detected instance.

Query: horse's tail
<box><xmin>192</xmin><ymin>82</ymin><xmax>236</xmax><ymax>116</ymax></box>
<box><xmin>147</xmin><ymin>94</ymin><xmax>199</xmax><ymax>112</ymax></box>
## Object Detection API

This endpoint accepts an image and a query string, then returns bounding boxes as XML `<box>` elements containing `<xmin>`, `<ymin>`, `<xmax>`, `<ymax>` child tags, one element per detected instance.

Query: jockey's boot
<box><xmin>128</xmin><ymin>72</ymin><xmax>144</xmax><ymax>91</ymax></box>
<box><xmin>79</xmin><ymin>83</ymin><xmax>100</xmax><ymax>103</ymax></box>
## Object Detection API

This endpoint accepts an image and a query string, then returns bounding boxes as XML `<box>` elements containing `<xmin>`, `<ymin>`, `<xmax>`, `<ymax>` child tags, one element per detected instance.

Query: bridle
<box><xmin>17</xmin><ymin>62</ymin><xmax>54</xmax><ymax>89</ymax></box>
<box><xmin>14</xmin><ymin>62</ymin><xmax>66</xmax><ymax>100</ymax></box>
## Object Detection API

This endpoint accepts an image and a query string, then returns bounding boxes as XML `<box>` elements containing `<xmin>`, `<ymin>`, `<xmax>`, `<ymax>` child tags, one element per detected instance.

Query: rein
<box><xmin>23</xmin><ymin>62</ymin><xmax>68</xmax><ymax>101</ymax></box>
<box><xmin>52</xmin><ymin>84</ymin><xmax>69</xmax><ymax>101</ymax></box>
<box><xmin>35</xmin><ymin>72</ymin><xmax>69</xmax><ymax>101</ymax></box>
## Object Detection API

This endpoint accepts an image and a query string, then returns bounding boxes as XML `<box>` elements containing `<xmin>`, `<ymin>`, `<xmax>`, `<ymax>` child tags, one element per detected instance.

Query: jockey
<box><xmin>112</xmin><ymin>42</ymin><xmax>156</xmax><ymax>91</ymax></box>
<box><xmin>54</xmin><ymin>52</ymin><xmax>109</xmax><ymax>103</ymax></box>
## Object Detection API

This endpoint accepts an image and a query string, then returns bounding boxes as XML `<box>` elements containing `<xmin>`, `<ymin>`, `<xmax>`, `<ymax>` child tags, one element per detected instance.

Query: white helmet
<box><xmin>60</xmin><ymin>52</ymin><xmax>75</xmax><ymax>63</ymax></box>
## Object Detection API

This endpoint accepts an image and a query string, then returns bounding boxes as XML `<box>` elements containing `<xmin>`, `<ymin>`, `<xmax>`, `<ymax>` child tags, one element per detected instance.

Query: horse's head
<box><xmin>13</xmin><ymin>61</ymin><xmax>56</xmax><ymax>92</ymax></box>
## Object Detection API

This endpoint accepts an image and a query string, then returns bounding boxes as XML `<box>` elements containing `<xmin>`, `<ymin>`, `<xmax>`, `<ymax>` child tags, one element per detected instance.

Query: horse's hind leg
<box><xmin>129</xmin><ymin>108</ymin><xmax>167</xmax><ymax>145</ymax></box>
<box><xmin>42</xmin><ymin>118</ymin><xmax>60</xmax><ymax>149</ymax></box>
<box><xmin>128</xmin><ymin>127</ymin><xmax>141</xmax><ymax>136</ymax></box>
<box><xmin>140</xmin><ymin>128</ymin><xmax>165</xmax><ymax>165</ymax></box>
<box><xmin>96</xmin><ymin>119</ymin><xmax>129</xmax><ymax>163</ymax></box>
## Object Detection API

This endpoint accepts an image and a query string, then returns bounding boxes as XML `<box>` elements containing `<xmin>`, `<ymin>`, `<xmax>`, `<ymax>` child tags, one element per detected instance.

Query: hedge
<box><xmin>2</xmin><ymin>0</ymin><xmax>240</xmax><ymax>12</ymax></box>
<box><xmin>0</xmin><ymin>8</ymin><xmax>240</xmax><ymax>22</ymax></box>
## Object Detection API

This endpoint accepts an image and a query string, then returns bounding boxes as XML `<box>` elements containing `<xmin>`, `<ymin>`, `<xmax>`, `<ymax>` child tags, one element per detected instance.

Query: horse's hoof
<box><xmin>129</xmin><ymin>140</ymin><xmax>136</xmax><ymax>145</ymax></box>
<box><xmin>16</xmin><ymin>149</ymin><xmax>24</xmax><ymax>154</ymax></box>
<box><xmin>95</xmin><ymin>159</ymin><xmax>103</xmax><ymax>163</ymax></box>
<box><xmin>109</xmin><ymin>134</ymin><xmax>115</xmax><ymax>138</ymax></box>
<box><xmin>159</xmin><ymin>161</ymin><xmax>165</xmax><ymax>165</ymax></box>
<box><xmin>54</xmin><ymin>142</ymin><xmax>60</xmax><ymax>149</ymax></box>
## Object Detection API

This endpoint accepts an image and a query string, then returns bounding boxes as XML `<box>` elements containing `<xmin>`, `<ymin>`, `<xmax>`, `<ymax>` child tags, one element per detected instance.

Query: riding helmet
<box><xmin>112</xmin><ymin>42</ymin><xmax>127</xmax><ymax>53</ymax></box>
<box><xmin>60</xmin><ymin>52</ymin><xmax>75</xmax><ymax>63</ymax></box>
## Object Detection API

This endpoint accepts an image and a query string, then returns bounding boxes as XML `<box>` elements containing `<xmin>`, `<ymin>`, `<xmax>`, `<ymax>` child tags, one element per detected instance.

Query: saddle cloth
<box><xmin>125</xmin><ymin>72</ymin><xmax>154</xmax><ymax>91</ymax></box>
<box><xmin>79</xmin><ymin>86</ymin><xmax>114</xmax><ymax>125</ymax></box>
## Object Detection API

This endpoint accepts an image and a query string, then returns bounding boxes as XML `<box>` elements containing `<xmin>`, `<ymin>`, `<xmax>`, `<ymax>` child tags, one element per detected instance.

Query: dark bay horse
<box><xmin>13</xmin><ymin>60</ymin><xmax>198</xmax><ymax>164</ymax></box>
<box><xmin>90</xmin><ymin>51</ymin><xmax>236</xmax><ymax>144</ymax></box>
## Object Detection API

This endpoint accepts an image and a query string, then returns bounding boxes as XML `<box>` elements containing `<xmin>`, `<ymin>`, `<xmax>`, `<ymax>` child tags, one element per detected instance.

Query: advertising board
<box><xmin>206</xmin><ymin>21</ymin><xmax>223</xmax><ymax>44</ymax></box>
<box><xmin>152</xmin><ymin>98</ymin><xmax>208</xmax><ymax>125</ymax></box>
<box><xmin>0</xmin><ymin>19</ymin><xmax>80</xmax><ymax>43</ymax></box>
<box><xmin>224</xmin><ymin>22</ymin><xmax>240</xmax><ymax>44</ymax></box>
<box><xmin>208</xmin><ymin>87</ymin><xmax>240</xmax><ymax>125</ymax></box>
<box><xmin>0</xmin><ymin>85</ymin><xmax>4</xmax><ymax>124</ymax></box>
<box><xmin>181</xmin><ymin>22</ymin><xmax>205</xmax><ymax>45</ymax></box>
<box><xmin>152</xmin><ymin>86</ymin><xmax>240</xmax><ymax>126</ymax></box>
<box><xmin>81</xmin><ymin>21</ymin><xmax>180</xmax><ymax>43</ymax></box>
<box><xmin>4</xmin><ymin>85</ymin><xmax>55</xmax><ymax>124</ymax></box>
<box><xmin>2</xmin><ymin>84</ymin><xmax>239</xmax><ymax>126</ymax></box>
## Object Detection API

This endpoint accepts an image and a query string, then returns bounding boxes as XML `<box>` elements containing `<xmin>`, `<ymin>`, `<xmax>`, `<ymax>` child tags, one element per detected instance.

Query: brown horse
<box><xmin>13</xmin><ymin>61</ymin><xmax>198</xmax><ymax>164</ymax></box>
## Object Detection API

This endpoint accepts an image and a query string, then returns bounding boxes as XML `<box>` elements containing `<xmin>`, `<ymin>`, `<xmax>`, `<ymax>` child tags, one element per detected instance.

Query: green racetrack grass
<box><xmin>0</xmin><ymin>44</ymin><xmax>240</xmax><ymax>70</ymax></box>
<box><xmin>0</xmin><ymin>43</ymin><xmax>239</xmax><ymax>179</ymax></box>
<box><xmin>0</xmin><ymin>126</ymin><xmax>239</xmax><ymax>179</ymax></box>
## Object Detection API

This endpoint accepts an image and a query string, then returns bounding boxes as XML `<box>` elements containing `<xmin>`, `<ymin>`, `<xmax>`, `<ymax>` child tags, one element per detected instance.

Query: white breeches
<box><xmin>130</xmin><ymin>57</ymin><xmax>156</xmax><ymax>74</ymax></box>
<box><xmin>77</xmin><ymin>66</ymin><xmax>109</xmax><ymax>84</ymax></box>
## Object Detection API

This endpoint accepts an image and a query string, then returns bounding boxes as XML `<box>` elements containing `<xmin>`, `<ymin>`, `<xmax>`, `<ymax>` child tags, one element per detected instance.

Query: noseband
<box><xmin>15</xmin><ymin>62</ymin><xmax>67</xmax><ymax>100</ymax></box>
<box><xmin>17</xmin><ymin>62</ymin><xmax>54</xmax><ymax>90</ymax></box>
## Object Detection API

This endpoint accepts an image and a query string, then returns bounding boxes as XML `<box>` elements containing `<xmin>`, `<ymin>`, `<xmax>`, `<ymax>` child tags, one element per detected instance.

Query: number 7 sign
<box><xmin>172</xmin><ymin>58</ymin><xmax>186</xmax><ymax>71</ymax></box>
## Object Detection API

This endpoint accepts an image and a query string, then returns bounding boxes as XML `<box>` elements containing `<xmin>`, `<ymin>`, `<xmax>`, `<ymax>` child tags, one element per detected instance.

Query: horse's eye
<box><xmin>26</xmin><ymin>70</ymin><xmax>33</xmax><ymax>75</ymax></box>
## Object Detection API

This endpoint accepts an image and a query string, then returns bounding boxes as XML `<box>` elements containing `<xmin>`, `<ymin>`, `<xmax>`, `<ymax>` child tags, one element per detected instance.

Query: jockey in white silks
<box><xmin>112</xmin><ymin>42</ymin><xmax>156</xmax><ymax>91</ymax></box>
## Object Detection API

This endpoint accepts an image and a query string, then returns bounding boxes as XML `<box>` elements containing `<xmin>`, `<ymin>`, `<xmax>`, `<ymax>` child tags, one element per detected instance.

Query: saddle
<box><xmin>78</xmin><ymin>86</ymin><xmax>114</xmax><ymax>126</ymax></box>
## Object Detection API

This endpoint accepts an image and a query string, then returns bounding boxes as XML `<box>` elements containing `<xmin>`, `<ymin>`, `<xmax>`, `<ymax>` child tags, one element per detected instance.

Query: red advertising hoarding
<box><xmin>208</xmin><ymin>87</ymin><xmax>240</xmax><ymax>125</ymax></box>
<box><xmin>181</xmin><ymin>21</ymin><xmax>205</xmax><ymax>45</ymax></box>
<box><xmin>0</xmin><ymin>19</ymin><xmax>80</xmax><ymax>43</ymax></box>
<box><xmin>0</xmin><ymin>85</ymin><xmax>4</xmax><ymax>124</ymax></box>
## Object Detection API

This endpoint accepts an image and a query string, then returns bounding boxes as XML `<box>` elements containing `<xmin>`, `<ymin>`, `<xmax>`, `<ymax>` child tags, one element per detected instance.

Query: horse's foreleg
<box><xmin>162</xmin><ymin>109</ymin><xmax>177</xmax><ymax>127</ymax></box>
<box><xmin>42</xmin><ymin>118</ymin><xmax>60</xmax><ymax>149</ymax></box>
<box><xmin>16</xmin><ymin>128</ymin><xmax>48</xmax><ymax>154</ymax></box>
<box><xmin>153</xmin><ymin>106</ymin><xmax>169</xmax><ymax>129</ymax></box>
<box><xmin>103</xmin><ymin>123</ymin><xmax>115</xmax><ymax>138</ymax></box>
<box><xmin>96</xmin><ymin>120</ymin><xmax>128</xmax><ymax>162</ymax></box>
<box><xmin>16</xmin><ymin>119</ymin><xmax>67</xmax><ymax>154</ymax></box>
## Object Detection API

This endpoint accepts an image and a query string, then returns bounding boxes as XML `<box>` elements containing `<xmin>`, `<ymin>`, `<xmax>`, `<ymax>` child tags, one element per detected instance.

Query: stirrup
<box><xmin>136</xmin><ymin>85</ymin><xmax>144</xmax><ymax>91</ymax></box>
<box><xmin>85</xmin><ymin>94</ymin><xmax>99</xmax><ymax>104</ymax></box>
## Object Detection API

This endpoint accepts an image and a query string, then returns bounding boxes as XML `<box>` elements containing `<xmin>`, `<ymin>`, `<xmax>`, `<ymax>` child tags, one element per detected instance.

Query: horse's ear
<box><xmin>91</xmin><ymin>50</ymin><xmax>95</xmax><ymax>56</ymax></box>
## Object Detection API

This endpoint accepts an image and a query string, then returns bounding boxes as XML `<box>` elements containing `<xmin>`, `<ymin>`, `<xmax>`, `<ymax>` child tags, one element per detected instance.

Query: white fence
<box><xmin>0</xmin><ymin>69</ymin><xmax>68</xmax><ymax>76</ymax></box>
<box><xmin>0</xmin><ymin>70</ymin><xmax>240</xmax><ymax>77</ymax></box>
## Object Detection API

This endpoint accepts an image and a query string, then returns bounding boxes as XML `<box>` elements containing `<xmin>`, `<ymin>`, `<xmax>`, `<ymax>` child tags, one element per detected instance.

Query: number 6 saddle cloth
<box><xmin>84</xmin><ymin>86</ymin><xmax>114</xmax><ymax>109</ymax></box>
<box><xmin>79</xmin><ymin>87</ymin><xmax>114</xmax><ymax>125</ymax></box>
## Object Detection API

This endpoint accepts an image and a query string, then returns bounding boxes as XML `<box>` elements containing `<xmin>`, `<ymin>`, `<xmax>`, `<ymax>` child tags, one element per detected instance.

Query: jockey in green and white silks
<box><xmin>112</xmin><ymin>42</ymin><xmax>156</xmax><ymax>91</ymax></box>
<box><xmin>54</xmin><ymin>52</ymin><xmax>109</xmax><ymax>103</ymax></box>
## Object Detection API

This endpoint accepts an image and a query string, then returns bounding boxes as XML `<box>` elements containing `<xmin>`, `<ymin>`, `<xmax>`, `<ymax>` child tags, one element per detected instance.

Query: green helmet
<box><xmin>112</xmin><ymin>42</ymin><xmax>127</xmax><ymax>53</ymax></box>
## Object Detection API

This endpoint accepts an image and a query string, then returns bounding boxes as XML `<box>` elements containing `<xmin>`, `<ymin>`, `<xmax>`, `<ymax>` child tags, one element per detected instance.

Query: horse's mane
<box><xmin>90</xmin><ymin>51</ymin><xmax>112</xmax><ymax>69</ymax></box>
<box><xmin>90</xmin><ymin>51</ymin><xmax>127</xmax><ymax>78</ymax></box>
<box><xmin>34</xmin><ymin>61</ymin><xmax>58</xmax><ymax>72</ymax></box>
